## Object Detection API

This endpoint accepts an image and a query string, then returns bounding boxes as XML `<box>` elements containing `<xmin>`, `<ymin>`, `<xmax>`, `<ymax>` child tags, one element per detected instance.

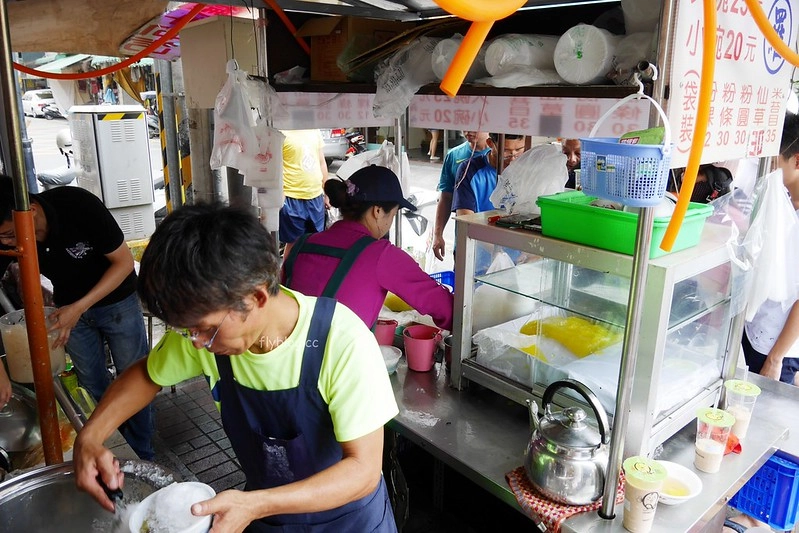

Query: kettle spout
<box><xmin>525</xmin><ymin>399</ymin><xmax>540</xmax><ymax>433</ymax></box>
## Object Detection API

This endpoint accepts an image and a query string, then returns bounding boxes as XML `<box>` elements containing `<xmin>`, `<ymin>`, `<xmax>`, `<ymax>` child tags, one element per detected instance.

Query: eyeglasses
<box><xmin>174</xmin><ymin>311</ymin><xmax>230</xmax><ymax>349</ymax></box>
<box><xmin>503</xmin><ymin>147</ymin><xmax>526</xmax><ymax>161</ymax></box>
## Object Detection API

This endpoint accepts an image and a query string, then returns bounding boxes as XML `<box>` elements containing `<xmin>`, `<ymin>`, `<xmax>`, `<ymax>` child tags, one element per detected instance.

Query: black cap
<box><xmin>346</xmin><ymin>165</ymin><xmax>416</xmax><ymax>211</ymax></box>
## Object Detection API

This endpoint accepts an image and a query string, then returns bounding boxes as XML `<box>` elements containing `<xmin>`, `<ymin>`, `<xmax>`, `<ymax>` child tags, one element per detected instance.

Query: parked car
<box><xmin>320</xmin><ymin>128</ymin><xmax>349</xmax><ymax>161</ymax></box>
<box><xmin>21</xmin><ymin>89</ymin><xmax>56</xmax><ymax>117</ymax></box>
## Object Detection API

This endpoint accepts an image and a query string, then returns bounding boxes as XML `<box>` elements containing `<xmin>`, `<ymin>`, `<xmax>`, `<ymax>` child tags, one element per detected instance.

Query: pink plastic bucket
<box><xmin>403</xmin><ymin>325</ymin><xmax>442</xmax><ymax>372</ymax></box>
<box><xmin>374</xmin><ymin>319</ymin><xmax>398</xmax><ymax>346</ymax></box>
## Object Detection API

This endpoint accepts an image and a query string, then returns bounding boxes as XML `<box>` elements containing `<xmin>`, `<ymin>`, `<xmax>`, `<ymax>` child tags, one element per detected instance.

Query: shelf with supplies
<box><xmin>451</xmin><ymin>211</ymin><xmax>742</xmax><ymax>456</ymax></box>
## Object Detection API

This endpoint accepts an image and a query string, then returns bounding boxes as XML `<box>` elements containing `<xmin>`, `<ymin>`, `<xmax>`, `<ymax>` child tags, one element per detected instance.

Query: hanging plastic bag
<box><xmin>490</xmin><ymin>144</ymin><xmax>568</xmax><ymax>214</ymax></box>
<box><xmin>210</xmin><ymin>60</ymin><xmax>257</xmax><ymax>171</ymax></box>
<box><xmin>239</xmin><ymin>123</ymin><xmax>285</xmax><ymax>189</ymax></box>
<box><xmin>744</xmin><ymin>169</ymin><xmax>799</xmax><ymax>321</ymax></box>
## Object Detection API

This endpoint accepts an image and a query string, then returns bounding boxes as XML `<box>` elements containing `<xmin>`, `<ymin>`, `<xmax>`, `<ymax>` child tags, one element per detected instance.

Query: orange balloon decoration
<box><xmin>433</xmin><ymin>0</ymin><xmax>527</xmax><ymax>97</ymax></box>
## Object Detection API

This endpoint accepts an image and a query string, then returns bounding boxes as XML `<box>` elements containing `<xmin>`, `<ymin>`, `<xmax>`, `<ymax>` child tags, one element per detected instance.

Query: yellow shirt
<box><xmin>281</xmin><ymin>129</ymin><xmax>325</xmax><ymax>199</ymax></box>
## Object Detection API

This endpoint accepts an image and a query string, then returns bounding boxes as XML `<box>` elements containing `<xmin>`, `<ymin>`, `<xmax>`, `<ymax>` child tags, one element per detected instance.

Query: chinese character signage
<box><xmin>272</xmin><ymin>93</ymin><xmax>394</xmax><ymax>129</ymax></box>
<box><xmin>669</xmin><ymin>0</ymin><xmax>798</xmax><ymax>166</ymax></box>
<box><xmin>409</xmin><ymin>95</ymin><xmax>651</xmax><ymax>138</ymax></box>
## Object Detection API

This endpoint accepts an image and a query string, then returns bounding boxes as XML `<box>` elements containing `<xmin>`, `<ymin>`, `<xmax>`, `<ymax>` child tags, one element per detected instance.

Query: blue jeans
<box><xmin>66</xmin><ymin>293</ymin><xmax>154</xmax><ymax>459</ymax></box>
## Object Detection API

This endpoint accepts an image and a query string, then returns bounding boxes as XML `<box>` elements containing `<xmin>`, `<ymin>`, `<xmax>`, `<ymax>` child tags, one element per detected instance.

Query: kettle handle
<box><xmin>542</xmin><ymin>379</ymin><xmax>610</xmax><ymax>445</ymax></box>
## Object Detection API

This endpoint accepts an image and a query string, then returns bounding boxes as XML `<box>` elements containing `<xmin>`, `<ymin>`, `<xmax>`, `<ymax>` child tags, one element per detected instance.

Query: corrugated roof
<box><xmin>37</xmin><ymin>54</ymin><xmax>91</xmax><ymax>73</ymax></box>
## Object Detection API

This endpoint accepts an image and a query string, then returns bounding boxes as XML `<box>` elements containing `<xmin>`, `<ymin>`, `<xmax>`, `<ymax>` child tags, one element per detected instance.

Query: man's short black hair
<box><xmin>780</xmin><ymin>111</ymin><xmax>799</xmax><ymax>158</ymax></box>
<box><xmin>138</xmin><ymin>203</ymin><xmax>281</xmax><ymax>326</ymax></box>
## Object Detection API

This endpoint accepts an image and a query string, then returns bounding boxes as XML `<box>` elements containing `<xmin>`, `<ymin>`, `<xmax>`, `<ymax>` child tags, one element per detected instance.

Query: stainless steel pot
<box><xmin>524</xmin><ymin>379</ymin><xmax>610</xmax><ymax>506</ymax></box>
<box><xmin>0</xmin><ymin>383</ymin><xmax>41</xmax><ymax>471</ymax></box>
<box><xmin>0</xmin><ymin>459</ymin><xmax>178</xmax><ymax>532</ymax></box>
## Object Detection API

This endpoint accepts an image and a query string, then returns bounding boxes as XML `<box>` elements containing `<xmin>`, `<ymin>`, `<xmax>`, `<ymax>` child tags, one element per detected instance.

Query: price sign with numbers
<box><xmin>272</xmin><ymin>93</ymin><xmax>394</xmax><ymax>129</ymax></box>
<box><xmin>409</xmin><ymin>95</ymin><xmax>650</xmax><ymax>138</ymax></box>
<box><xmin>669</xmin><ymin>0</ymin><xmax>798</xmax><ymax>167</ymax></box>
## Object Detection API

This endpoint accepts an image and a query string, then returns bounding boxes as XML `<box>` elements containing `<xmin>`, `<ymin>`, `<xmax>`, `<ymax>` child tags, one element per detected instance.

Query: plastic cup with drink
<box><xmin>694</xmin><ymin>407</ymin><xmax>735</xmax><ymax>473</ymax></box>
<box><xmin>622</xmin><ymin>456</ymin><xmax>667</xmax><ymax>533</ymax></box>
<box><xmin>723</xmin><ymin>379</ymin><xmax>761</xmax><ymax>440</ymax></box>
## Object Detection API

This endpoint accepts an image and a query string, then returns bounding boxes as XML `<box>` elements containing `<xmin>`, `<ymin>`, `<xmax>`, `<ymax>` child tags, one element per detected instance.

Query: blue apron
<box><xmin>214</xmin><ymin>297</ymin><xmax>396</xmax><ymax>532</ymax></box>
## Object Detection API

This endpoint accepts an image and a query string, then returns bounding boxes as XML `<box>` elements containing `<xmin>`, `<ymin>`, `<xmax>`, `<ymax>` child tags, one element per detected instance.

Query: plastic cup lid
<box><xmin>724</xmin><ymin>379</ymin><xmax>761</xmax><ymax>397</ymax></box>
<box><xmin>623</xmin><ymin>456</ymin><xmax>667</xmax><ymax>491</ymax></box>
<box><xmin>696</xmin><ymin>407</ymin><xmax>735</xmax><ymax>428</ymax></box>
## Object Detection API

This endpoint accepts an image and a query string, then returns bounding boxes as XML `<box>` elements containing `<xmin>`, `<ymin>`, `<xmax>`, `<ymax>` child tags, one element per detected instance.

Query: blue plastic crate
<box><xmin>730</xmin><ymin>450</ymin><xmax>799</xmax><ymax>531</ymax></box>
<box><xmin>430</xmin><ymin>271</ymin><xmax>455</xmax><ymax>292</ymax></box>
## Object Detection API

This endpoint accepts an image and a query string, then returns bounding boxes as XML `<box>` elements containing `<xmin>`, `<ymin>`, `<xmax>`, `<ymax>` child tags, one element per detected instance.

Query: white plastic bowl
<box><xmin>657</xmin><ymin>460</ymin><xmax>703</xmax><ymax>506</ymax></box>
<box><xmin>381</xmin><ymin>345</ymin><xmax>402</xmax><ymax>374</ymax></box>
<box><xmin>128</xmin><ymin>481</ymin><xmax>215</xmax><ymax>533</ymax></box>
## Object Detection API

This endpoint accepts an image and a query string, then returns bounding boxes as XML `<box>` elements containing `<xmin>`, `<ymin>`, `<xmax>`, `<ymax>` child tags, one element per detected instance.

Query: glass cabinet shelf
<box><xmin>452</xmin><ymin>211</ymin><xmax>742</xmax><ymax>456</ymax></box>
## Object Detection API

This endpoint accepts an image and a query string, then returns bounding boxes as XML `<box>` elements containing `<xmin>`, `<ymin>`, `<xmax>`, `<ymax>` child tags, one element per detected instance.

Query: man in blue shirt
<box><xmin>432</xmin><ymin>131</ymin><xmax>490</xmax><ymax>260</ymax></box>
<box><xmin>452</xmin><ymin>134</ymin><xmax>527</xmax><ymax>215</ymax></box>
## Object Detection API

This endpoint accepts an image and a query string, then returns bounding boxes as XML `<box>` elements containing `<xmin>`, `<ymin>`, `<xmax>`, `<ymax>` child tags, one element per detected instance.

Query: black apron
<box><xmin>214</xmin><ymin>297</ymin><xmax>395</xmax><ymax>532</ymax></box>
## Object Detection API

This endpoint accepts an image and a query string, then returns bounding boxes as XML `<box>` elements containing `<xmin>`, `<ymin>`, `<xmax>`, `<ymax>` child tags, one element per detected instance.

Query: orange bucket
<box><xmin>403</xmin><ymin>324</ymin><xmax>442</xmax><ymax>372</ymax></box>
<box><xmin>374</xmin><ymin>319</ymin><xmax>398</xmax><ymax>346</ymax></box>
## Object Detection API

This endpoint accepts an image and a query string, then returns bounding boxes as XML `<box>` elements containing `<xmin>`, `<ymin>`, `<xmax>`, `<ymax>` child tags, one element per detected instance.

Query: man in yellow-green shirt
<box><xmin>281</xmin><ymin>129</ymin><xmax>329</xmax><ymax>256</ymax></box>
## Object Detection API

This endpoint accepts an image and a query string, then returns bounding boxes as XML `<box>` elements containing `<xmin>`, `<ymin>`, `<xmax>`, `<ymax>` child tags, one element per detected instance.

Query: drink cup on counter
<box><xmin>622</xmin><ymin>456</ymin><xmax>667</xmax><ymax>533</ymax></box>
<box><xmin>694</xmin><ymin>407</ymin><xmax>735</xmax><ymax>473</ymax></box>
<box><xmin>723</xmin><ymin>379</ymin><xmax>761</xmax><ymax>440</ymax></box>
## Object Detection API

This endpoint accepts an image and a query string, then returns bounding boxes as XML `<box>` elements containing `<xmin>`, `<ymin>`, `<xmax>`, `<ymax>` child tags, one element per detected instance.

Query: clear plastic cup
<box><xmin>723</xmin><ymin>379</ymin><xmax>761</xmax><ymax>440</ymax></box>
<box><xmin>622</xmin><ymin>456</ymin><xmax>667</xmax><ymax>533</ymax></box>
<box><xmin>694</xmin><ymin>407</ymin><xmax>735</xmax><ymax>473</ymax></box>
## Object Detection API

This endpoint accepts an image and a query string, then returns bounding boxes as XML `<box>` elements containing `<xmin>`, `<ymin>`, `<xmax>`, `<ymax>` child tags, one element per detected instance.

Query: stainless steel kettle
<box><xmin>524</xmin><ymin>379</ymin><xmax>610</xmax><ymax>506</ymax></box>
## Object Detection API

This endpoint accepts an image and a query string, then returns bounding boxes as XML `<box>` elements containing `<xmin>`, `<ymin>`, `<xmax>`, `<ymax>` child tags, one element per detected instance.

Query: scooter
<box><xmin>146</xmin><ymin>114</ymin><xmax>159</xmax><ymax>138</ymax></box>
<box><xmin>37</xmin><ymin>129</ymin><xmax>78</xmax><ymax>190</ymax></box>
<box><xmin>42</xmin><ymin>103</ymin><xmax>65</xmax><ymax>120</ymax></box>
<box><xmin>344</xmin><ymin>131</ymin><xmax>366</xmax><ymax>158</ymax></box>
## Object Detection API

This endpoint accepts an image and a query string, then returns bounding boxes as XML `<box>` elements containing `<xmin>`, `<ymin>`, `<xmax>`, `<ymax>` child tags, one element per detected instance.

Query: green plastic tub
<box><xmin>536</xmin><ymin>191</ymin><xmax>713</xmax><ymax>258</ymax></box>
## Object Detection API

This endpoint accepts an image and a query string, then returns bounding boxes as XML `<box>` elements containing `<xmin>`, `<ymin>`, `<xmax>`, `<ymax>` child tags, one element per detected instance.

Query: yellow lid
<box><xmin>623</xmin><ymin>456</ymin><xmax>667</xmax><ymax>491</ymax></box>
<box><xmin>724</xmin><ymin>379</ymin><xmax>762</xmax><ymax>397</ymax></box>
<box><xmin>697</xmin><ymin>407</ymin><xmax>736</xmax><ymax>428</ymax></box>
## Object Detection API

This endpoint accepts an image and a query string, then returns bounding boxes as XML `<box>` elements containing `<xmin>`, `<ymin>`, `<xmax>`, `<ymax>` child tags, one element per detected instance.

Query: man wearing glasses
<box><xmin>74</xmin><ymin>204</ymin><xmax>399</xmax><ymax>531</ymax></box>
<box><xmin>0</xmin><ymin>176</ymin><xmax>153</xmax><ymax>459</ymax></box>
<box><xmin>451</xmin><ymin>133</ymin><xmax>527</xmax><ymax>217</ymax></box>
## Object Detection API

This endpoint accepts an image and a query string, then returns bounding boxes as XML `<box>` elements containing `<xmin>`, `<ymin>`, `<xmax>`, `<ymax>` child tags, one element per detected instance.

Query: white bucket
<box><xmin>0</xmin><ymin>307</ymin><xmax>65</xmax><ymax>383</ymax></box>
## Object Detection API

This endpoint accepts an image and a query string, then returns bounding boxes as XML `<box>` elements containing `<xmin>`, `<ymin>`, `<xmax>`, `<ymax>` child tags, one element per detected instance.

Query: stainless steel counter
<box><xmin>389</xmin><ymin>360</ymin><xmax>792</xmax><ymax>532</ymax></box>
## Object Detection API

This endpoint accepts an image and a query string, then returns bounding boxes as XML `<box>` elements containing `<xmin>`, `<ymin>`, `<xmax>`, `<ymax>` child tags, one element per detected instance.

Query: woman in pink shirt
<box><xmin>282</xmin><ymin>165</ymin><xmax>454</xmax><ymax>330</ymax></box>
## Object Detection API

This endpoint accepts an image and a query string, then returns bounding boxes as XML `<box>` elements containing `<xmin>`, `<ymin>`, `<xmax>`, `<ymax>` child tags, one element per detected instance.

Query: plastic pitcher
<box><xmin>403</xmin><ymin>324</ymin><xmax>442</xmax><ymax>372</ymax></box>
<box><xmin>0</xmin><ymin>307</ymin><xmax>65</xmax><ymax>383</ymax></box>
<box><xmin>374</xmin><ymin>319</ymin><xmax>398</xmax><ymax>346</ymax></box>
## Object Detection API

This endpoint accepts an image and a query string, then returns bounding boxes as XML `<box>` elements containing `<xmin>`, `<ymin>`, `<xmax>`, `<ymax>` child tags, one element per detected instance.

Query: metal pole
<box><xmin>393</xmin><ymin>115</ymin><xmax>404</xmax><ymax>248</ymax></box>
<box><xmin>0</xmin><ymin>0</ymin><xmax>62</xmax><ymax>465</ymax></box>
<box><xmin>599</xmin><ymin>207</ymin><xmax>654</xmax><ymax>518</ymax></box>
<box><xmin>599</xmin><ymin>0</ymin><xmax>676</xmax><ymax>518</ymax></box>
<box><xmin>156</xmin><ymin>60</ymin><xmax>183</xmax><ymax>214</ymax></box>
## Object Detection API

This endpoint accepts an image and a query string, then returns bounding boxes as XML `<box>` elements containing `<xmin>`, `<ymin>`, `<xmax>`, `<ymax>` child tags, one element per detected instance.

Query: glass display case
<box><xmin>451</xmin><ymin>211</ymin><xmax>743</xmax><ymax>455</ymax></box>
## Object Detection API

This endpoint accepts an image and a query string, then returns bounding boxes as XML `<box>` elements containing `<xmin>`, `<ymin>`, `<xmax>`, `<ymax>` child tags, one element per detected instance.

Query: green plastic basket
<box><xmin>536</xmin><ymin>191</ymin><xmax>713</xmax><ymax>258</ymax></box>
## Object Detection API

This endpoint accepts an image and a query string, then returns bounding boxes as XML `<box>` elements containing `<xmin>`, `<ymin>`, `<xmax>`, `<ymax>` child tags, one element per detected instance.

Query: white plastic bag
<box><xmin>335</xmin><ymin>140</ymin><xmax>411</xmax><ymax>196</ymax></box>
<box><xmin>490</xmin><ymin>144</ymin><xmax>568</xmax><ymax>214</ymax></box>
<box><xmin>239</xmin><ymin>123</ymin><xmax>285</xmax><ymax>189</ymax></box>
<box><xmin>472</xmin><ymin>251</ymin><xmax>537</xmax><ymax>331</ymax></box>
<box><xmin>373</xmin><ymin>37</ymin><xmax>441</xmax><ymax>119</ymax></box>
<box><xmin>744</xmin><ymin>169</ymin><xmax>799</xmax><ymax>320</ymax></box>
<box><xmin>210</xmin><ymin>60</ymin><xmax>257</xmax><ymax>171</ymax></box>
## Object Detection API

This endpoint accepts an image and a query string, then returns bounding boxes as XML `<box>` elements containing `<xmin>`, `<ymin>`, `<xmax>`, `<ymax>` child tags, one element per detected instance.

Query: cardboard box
<box><xmin>296</xmin><ymin>16</ymin><xmax>408</xmax><ymax>82</ymax></box>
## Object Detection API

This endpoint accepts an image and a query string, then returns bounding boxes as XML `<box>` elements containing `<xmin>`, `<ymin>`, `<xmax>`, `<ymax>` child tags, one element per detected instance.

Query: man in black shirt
<box><xmin>0</xmin><ymin>176</ymin><xmax>153</xmax><ymax>458</ymax></box>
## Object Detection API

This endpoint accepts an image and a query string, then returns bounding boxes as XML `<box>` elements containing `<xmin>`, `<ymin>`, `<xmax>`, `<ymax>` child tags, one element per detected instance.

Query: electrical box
<box><xmin>69</xmin><ymin>104</ymin><xmax>155</xmax><ymax>241</ymax></box>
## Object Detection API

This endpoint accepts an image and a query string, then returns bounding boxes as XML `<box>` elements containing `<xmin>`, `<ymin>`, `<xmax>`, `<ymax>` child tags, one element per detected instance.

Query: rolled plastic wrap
<box><xmin>554</xmin><ymin>24</ymin><xmax>622</xmax><ymax>85</ymax></box>
<box><xmin>432</xmin><ymin>35</ymin><xmax>490</xmax><ymax>82</ymax></box>
<box><xmin>485</xmin><ymin>34</ymin><xmax>558</xmax><ymax>75</ymax></box>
